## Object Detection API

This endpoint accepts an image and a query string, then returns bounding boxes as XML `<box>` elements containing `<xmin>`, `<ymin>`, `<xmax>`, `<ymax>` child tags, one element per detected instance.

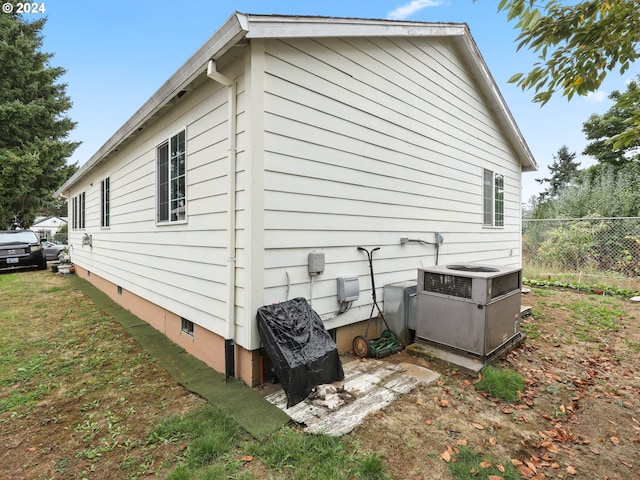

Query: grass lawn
<box><xmin>0</xmin><ymin>270</ymin><xmax>387</xmax><ymax>480</ymax></box>
<box><xmin>2</xmin><ymin>268</ymin><xmax>639</xmax><ymax>479</ymax></box>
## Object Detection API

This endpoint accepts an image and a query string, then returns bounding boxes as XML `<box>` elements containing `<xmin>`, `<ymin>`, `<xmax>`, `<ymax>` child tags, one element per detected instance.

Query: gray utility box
<box><xmin>416</xmin><ymin>264</ymin><xmax>521</xmax><ymax>360</ymax></box>
<box><xmin>383</xmin><ymin>281</ymin><xmax>417</xmax><ymax>346</ymax></box>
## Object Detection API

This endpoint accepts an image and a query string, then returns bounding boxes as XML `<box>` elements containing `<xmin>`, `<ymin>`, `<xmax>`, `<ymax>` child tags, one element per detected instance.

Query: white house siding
<box><xmin>67</xmin><ymin>78</ymin><xmax>236</xmax><ymax>339</ymax></box>
<box><xmin>259</xmin><ymin>36</ymin><xmax>523</xmax><ymax>330</ymax></box>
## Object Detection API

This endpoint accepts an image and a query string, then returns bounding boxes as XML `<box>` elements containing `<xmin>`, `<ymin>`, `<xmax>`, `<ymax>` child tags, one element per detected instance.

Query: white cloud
<box><xmin>585</xmin><ymin>90</ymin><xmax>608</xmax><ymax>103</ymax></box>
<box><xmin>387</xmin><ymin>0</ymin><xmax>444</xmax><ymax>20</ymax></box>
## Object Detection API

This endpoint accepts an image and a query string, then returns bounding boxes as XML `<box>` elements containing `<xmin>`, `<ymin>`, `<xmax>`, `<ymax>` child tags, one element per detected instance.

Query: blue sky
<box><xmin>28</xmin><ymin>0</ymin><xmax>638</xmax><ymax>202</ymax></box>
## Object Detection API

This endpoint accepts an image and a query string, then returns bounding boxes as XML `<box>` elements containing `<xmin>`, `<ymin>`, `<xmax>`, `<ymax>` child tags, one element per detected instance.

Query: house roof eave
<box><xmin>455</xmin><ymin>31</ymin><xmax>538</xmax><ymax>172</ymax></box>
<box><xmin>55</xmin><ymin>11</ymin><xmax>250</xmax><ymax>198</ymax></box>
<box><xmin>56</xmin><ymin>13</ymin><xmax>537</xmax><ymax>198</ymax></box>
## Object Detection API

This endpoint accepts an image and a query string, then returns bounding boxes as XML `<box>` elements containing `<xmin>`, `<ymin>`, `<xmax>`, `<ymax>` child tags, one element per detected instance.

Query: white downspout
<box><xmin>207</xmin><ymin>60</ymin><xmax>237</xmax><ymax>381</ymax></box>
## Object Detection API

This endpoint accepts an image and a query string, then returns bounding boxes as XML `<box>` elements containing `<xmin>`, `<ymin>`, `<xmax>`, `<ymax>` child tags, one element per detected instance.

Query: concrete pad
<box><xmin>407</xmin><ymin>342</ymin><xmax>484</xmax><ymax>376</ymax></box>
<box><xmin>264</xmin><ymin>358</ymin><xmax>439</xmax><ymax>436</ymax></box>
<box><xmin>399</xmin><ymin>362</ymin><xmax>441</xmax><ymax>384</ymax></box>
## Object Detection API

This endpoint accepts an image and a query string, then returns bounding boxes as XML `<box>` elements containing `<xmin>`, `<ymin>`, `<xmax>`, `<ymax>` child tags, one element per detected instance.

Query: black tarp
<box><xmin>257</xmin><ymin>297</ymin><xmax>344</xmax><ymax>408</ymax></box>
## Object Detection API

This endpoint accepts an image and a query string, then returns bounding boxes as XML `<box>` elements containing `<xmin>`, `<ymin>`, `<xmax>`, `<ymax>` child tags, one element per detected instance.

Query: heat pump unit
<box><xmin>416</xmin><ymin>264</ymin><xmax>522</xmax><ymax>360</ymax></box>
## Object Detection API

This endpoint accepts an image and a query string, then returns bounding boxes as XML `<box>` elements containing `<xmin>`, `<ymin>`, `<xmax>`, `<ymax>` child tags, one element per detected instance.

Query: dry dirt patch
<box><xmin>348</xmin><ymin>288</ymin><xmax>640</xmax><ymax>479</ymax></box>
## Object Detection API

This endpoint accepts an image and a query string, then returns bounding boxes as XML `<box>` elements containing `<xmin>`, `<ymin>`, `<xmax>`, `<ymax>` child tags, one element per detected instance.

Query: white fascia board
<box><xmin>244</xmin><ymin>14</ymin><xmax>467</xmax><ymax>39</ymax></box>
<box><xmin>55</xmin><ymin>12</ymin><xmax>249</xmax><ymax>197</ymax></box>
<box><xmin>455</xmin><ymin>33</ymin><xmax>538</xmax><ymax>172</ymax></box>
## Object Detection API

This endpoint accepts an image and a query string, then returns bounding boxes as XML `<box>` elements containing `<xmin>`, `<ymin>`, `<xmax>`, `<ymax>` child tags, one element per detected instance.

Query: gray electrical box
<box><xmin>308</xmin><ymin>252</ymin><xmax>325</xmax><ymax>276</ymax></box>
<box><xmin>337</xmin><ymin>276</ymin><xmax>359</xmax><ymax>303</ymax></box>
<box><xmin>383</xmin><ymin>281</ymin><xmax>417</xmax><ymax>345</ymax></box>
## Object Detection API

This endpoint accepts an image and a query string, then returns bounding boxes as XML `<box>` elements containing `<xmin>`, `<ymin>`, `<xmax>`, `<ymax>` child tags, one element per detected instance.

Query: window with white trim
<box><xmin>157</xmin><ymin>130</ymin><xmax>186</xmax><ymax>223</ymax></box>
<box><xmin>101</xmin><ymin>177</ymin><xmax>110</xmax><ymax>227</ymax></box>
<box><xmin>483</xmin><ymin>169</ymin><xmax>504</xmax><ymax>227</ymax></box>
<box><xmin>72</xmin><ymin>192</ymin><xmax>85</xmax><ymax>229</ymax></box>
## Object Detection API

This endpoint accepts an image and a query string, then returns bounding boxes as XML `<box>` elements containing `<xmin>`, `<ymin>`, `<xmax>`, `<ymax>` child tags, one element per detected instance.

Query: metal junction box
<box><xmin>416</xmin><ymin>264</ymin><xmax>522</xmax><ymax>360</ymax></box>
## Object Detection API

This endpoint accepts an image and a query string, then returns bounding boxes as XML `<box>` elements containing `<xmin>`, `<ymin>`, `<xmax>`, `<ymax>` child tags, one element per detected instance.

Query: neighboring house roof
<box><xmin>56</xmin><ymin>12</ymin><xmax>536</xmax><ymax>197</ymax></box>
<box><xmin>32</xmin><ymin>216</ymin><xmax>68</xmax><ymax>227</ymax></box>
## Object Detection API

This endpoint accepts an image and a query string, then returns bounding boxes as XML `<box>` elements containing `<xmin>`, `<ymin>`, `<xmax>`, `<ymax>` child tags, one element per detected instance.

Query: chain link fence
<box><xmin>522</xmin><ymin>217</ymin><xmax>640</xmax><ymax>292</ymax></box>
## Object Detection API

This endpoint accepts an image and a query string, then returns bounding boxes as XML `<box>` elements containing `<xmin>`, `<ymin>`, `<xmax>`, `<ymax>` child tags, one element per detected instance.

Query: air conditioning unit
<box><xmin>416</xmin><ymin>264</ymin><xmax>522</xmax><ymax>360</ymax></box>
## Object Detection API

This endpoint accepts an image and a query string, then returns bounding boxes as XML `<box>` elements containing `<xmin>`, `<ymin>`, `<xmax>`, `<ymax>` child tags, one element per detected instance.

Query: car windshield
<box><xmin>0</xmin><ymin>231</ymin><xmax>39</xmax><ymax>245</ymax></box>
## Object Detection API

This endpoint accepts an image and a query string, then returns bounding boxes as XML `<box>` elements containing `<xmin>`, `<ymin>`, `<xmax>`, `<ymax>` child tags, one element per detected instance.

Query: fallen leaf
<box><xmin>415</xmin><ymin>399</ymin><xmax>423</xmax><ymax>406</ymax></box>
<box><xmin>551</xmin><ymin>463</ymin><xmax>560</xmax><ymax>469</ymax></box>
<box><xmin>589</xmin><ymin>447</ymin><xmax>600</xmax><ymax>455</ymax></box>
<box><xmin>488</xmin><ymin>476</ymin><xmax>505</xmax><ymax>480</ymax></box>
<box><xmin>525</xmin><ymin>461</ymin><xmax>538</xmax><ymax>474</ymax></box>
<box><xmin>425</xmin><ymin>420</ymin><xmax>433</xmax><ymax>426</ymax></box>
<box><xmin>479</xmin><ymin>460</ymin><xmax>492</xmax><ymax>469</ymax></box>
<box><xmin>456</xmin><ymin>439</ymin><xmax>468</xmax><ymax>446</ymax></box>
<box><xmin>497</xmin><ymin>464</ymin><xmax>506</xmax><ymax>473</ymax></box>
<box><xmin>517</xmin><ymin>465</ymin><xmax>534</xmax><ymax>478</ymax></box>
<box><xmin>610</xmin><ymin>437</ymin><xmax>620</xmax><ymax>445</ymax></box>
<box><xmin>441</xmin><ymin>450</ymin><xmax>452</xmax><ymax>462</ymax></box>
<box><xmin>27</xmin><ymin>447</ymin><xmax>36</xmax><ymax>452</ymax></box>
<box><xmin>472</xmin><ymin>422</ymin><xmax>485</xmax><ymax>430</ymax></box>
<box><xmin>501</xmin><ymin>407</ymin><xmax>513</xmax><ymax>414</ymax></box>
<box><xmin>566</xmin><ymin>466</ymin><xmax>577</xmax><ymax>475</ymax></box>
<box><xmin>440</xmin><ymin>399</ymin><xmax>450</xmax><ymax>408</ymax></box>
<box><xmin>511</xmin><ymin>459</ymin><xmax>523</xmax><ymax>466</ymax></box>
<box><xmin>619</xmin><ymin>458</ymin><xmax>633</xmax><ymax>468</ymax></box>
<box><xmin>241</xmin><ymin>455</ymin><xmax>253</xmax><ymax>462</ymax></box>
<box><xmin>489</xmin><ymin>437</ymin><xmax>497</xmax><ymax>446</ymax></box>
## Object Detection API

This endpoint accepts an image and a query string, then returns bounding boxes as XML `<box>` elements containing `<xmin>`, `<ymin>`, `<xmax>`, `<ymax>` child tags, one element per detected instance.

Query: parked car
<box><xmin>0</xmin><ymin>230</ymin><xmax>47</xmax><ymax>270</ymax></box>
<box><xmin>41</xmin><ymin>241</ymin><xmax>67</xmax><ymax>261</ymax></box>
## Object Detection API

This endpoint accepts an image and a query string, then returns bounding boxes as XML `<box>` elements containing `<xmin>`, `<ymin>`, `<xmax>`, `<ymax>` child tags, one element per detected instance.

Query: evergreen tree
<box><xmin>535</xmin><ymin>145</ymin><xmax>580</xmax><ymax>200</ymax></box>
<box><xmin>0</xmin><ymin>9</ymin><xmax>79</xmax><ymax>229</ymax></box>
<box><xmin>582</xmin><ymin>77</ymin><xmax>640</xmax><ymax>166</ymax></box>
